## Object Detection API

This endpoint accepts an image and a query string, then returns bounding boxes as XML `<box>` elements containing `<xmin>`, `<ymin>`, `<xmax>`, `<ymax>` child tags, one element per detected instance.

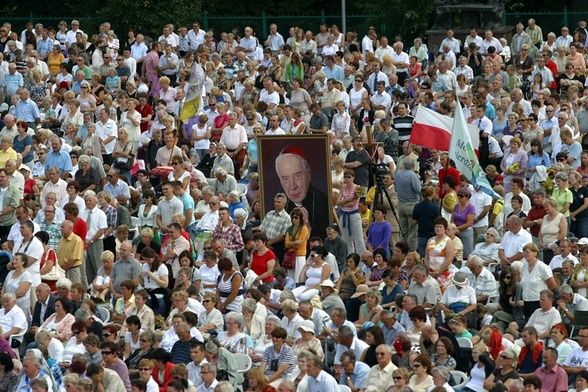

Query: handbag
<box><xmin>41</xmin><ymin>249</ymin><xmax>65</xmax><ymax>281</ymax></box>
<box><xmin>282</xmin><ymin>250</ymin><xmax>297</xmax><ymax>270</ymax></box>
<box><xmin>113</xmin><ymin>142</ymin><xmax>134</xmax><ymax>170</ymax></box>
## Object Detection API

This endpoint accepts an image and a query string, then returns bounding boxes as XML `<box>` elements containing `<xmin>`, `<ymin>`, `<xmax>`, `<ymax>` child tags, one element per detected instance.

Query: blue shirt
<box><xmin>308</xmin><ymin>370</ymin><xmax>340</xmax><ymax>392</ymax></box>
<box><xmin>37</xmin><ymin>37</ymin><xmax>55</xmax><ymax>57</ymax></box>
<box><xmin>15</xmin><ymin>99</ymin><xmax>40</xmax><ymax>123</ymax></box>
<box><xmin>45</xmin><ymin>149</ymin><xmax>73</xmax><ymax>174</ymax></box>
<box><xmin>12</xmin><ymin>134</ymin><xmax>34</xmax><ymax>163</ymax></box>
<box><xmin>178</xmin><ymin>191</ymin><xmax>196</xmax><ymax>226</ymax></box>
<box><xmin>340</xmin><ymin>361</ymin><xmax>371</xmax><ymax>389</ymax></box>
<box><xmin>3</xmin><ymin>72</ymin><xmax>23</xmax><ymax>96</ymax></box>
<box><xmin>103</xmin><ymin>179</ymin><xmax>131</xmax><ymax>200</ymax></box>
<box><xmin>324</xmin><ymin>64</ymin><xmax>344</xmax><ymax>82</ymax></box>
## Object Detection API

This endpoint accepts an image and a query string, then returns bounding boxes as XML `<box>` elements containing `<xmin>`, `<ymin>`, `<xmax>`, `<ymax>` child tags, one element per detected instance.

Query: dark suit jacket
<box><xmin>286</xmin><ymin>184</ymin><xmax>330</xmax><ymax>239</ymax></box>
<box><xmin>32</xmin><ymin>294</ymin><xmax>57</xmax><ymax>328</ymax></box>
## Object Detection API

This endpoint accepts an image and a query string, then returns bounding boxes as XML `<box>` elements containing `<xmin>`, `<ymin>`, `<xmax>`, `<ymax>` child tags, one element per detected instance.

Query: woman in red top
<box><xmin>21</xmin><ymin>165</ymin><xmax>38</xmax><ymax>200</ymax></box>
<box><xmin>36</xmin><ymin>231</ymin><xmax>59</xmax><ymax>291</ymax></box>
<box><xmin>151</xmin><ymin>348</ymin><xmax>175</xmax><ymax>392</ymax></box>
<box><xmin>409</xmin><ymin>55</ymin><xmax>423</xmax><ymax>79</ymax></box>
<box><xmin>210</xmin><ymin>102</ymin><xmax>229</xmax><ymax>142</ymax></box>
<box><xmin>249</xmin><ymin>231</ymin><xmax>276</xmax><ymax>286</ymax></box>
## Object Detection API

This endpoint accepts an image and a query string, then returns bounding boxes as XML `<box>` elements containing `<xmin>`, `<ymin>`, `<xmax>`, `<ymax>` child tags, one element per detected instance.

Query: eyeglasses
<box><xmin>139</xmin><ymin>339</ymin><xmax>150</xmax><ymax>342</ymax></box>
<box><xmin>117</xmin><ymin>59</ymin><xmax>124</xmax><ymax>61</ymax></box>
<box><xmin>458</xmin><ymin>194</ymin><xmax>467</xmax><ymax>198</ymax></box>
<box><xmin>38</xmin><ymin>152</ymin><xmax>45</xmax><ymax>155</ymax></box>
<box><xmin>103</xmin><ymin>333</ymin><xmax>111</xmax><ymax>338</ymax></box>
<box><xmin>209</xmin><ymin>202</ymin><xmax>217</xmax><ymax>205</ymax></box>
<box><xmin>204</xmin><ymin>247</ymin><xmax>213</xmax><ymax>250</ymax></box>
<box><xmin>376</xmin><ymin>352</ymin><xmax>387</xmax><ymax>356</ymax></box>
<box><xmin>558</xmin><ymin>158</ymin><xmax>566</xmax><ymax>162</ymax></box>
<box><xmin>503</xmin><ymin>276</ymin><xmax>512</xmax><ymax>280</ymax></box>
<box><xmin>73</xmin><ymin>331</ymin><xmax>81</xmax><ymax>335</ymax></box>
<box><xmin>499</xmin><ymin>354</ymin><xmax>511</xmax><ymax>359</ymax></box>
<box><xmin>210</xmin><ymin>104</ymin><xmax>216</xmax><ymax>106</ymax></box>
<box><xmin>292</xmin><ymin>216</ymin><xmax>300</xmax><ymax>220</ymax></box>
<box><xmin>172</xmin><ymin>162</ymin><xmax>181</xmax><ymax>166</ymax></box>
<box><xmin>139</xmin><ymin>368</ymin><xmax>151</xmax><ymax>371</ymax></box>
<box><xmin>203</xmin><ymin>299</ymin><xmax>212</xmax><ymax>303</ymax></box>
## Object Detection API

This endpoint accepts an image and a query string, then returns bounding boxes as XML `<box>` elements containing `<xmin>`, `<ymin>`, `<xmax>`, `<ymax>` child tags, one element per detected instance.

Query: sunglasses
<box><xmin>139</xmin><ymin>338</ymin><xmax>150</xmax><ymax>342</ymax></box>
<box><xmin>500</xmin><ymin>355</ymin><xmax>511</xmax><ymax>359</ymax></box>
<box><xmin>503</xmin><ymin>276</ymin><xmax>512</xmax><ymax>280</ymax></box>
<box><xmin>73</xmin><ymin>331</ymin><xmax>81</xmax><ymax>335</ymax></box>
<box><xmin>413</xmin><ymin>363</ymin><xmax>422</xmax><ymax>368</ymax></box>
<box><xmin>393</xmin><ymin>376</ymin><xmax>403</xmax><ymax>380</ymax></box>
<box><xmin>139</xmin><ymin>368</ymin><xmax>151</xmax><ymax>371</ymax></box>
<box><xmin>310</xmin><ymin>254</ymin><xmax>318</xmax><ymax>258</ymax></box>
<box><xmin>101</xmin><ymin>351</ymin><xmax>112</xmax><ymax>355</ymax></box>
<box><xmin>344</xmin><ymin>175</ymin><xmax>353</xmax><ymax>179</ymax></box>
<box><xmin>106</xmin><ymin>175</ymin><xmax>113</xmax><ymax>178</ymax></box>
<box><xmin>172</xmin><ymin>162</ymin><xmax>181</xmax><ymax>166</ymax></box>
<box><xmin>103</xmin><ymin>333</ymin><xmax>111</xmax><ymax>338</ymax></box>
<box><xmin>209</xmin><ymin>202</ymin><xmax>217</xmax><ymax>205</ymax></box>
<box><xmin>203</xmin><ymin>300</ymin><xmax>212</xmax><ymax>303</ymax></box>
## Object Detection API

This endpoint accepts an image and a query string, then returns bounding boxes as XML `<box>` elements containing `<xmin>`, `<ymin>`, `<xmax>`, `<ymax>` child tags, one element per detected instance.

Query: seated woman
<box><xmin>217</xmin><ymin>312</ymin><xmax>252</xmax><ymax>354</ymax></box>
<box><xmin>447</xmin><ymin>314</ymin><xmax>473</xmax><ymax>339</ymax></box>
<box><xmin>205</xmin><ymin>340</ymin><xmax>242</xmax><ymax>388</ymax></box>
<box><xmin>197</xmin><ymin>292</ymin><xmax>224</xmax><ymax>339</ymax></box>
<box><xmin>291</xmin><ymin>245</ymin><xmax>332</xmax><ymax>302</ymax></box>
<box><xmin>354</xmin><ymin>288</ymin><xmax>384</xmax><ymax>330</ymax></box>
<box><xmin>92</xmin><ymin>251</ymin><xmax>114</xmax><ymax>302</ymax></box>
<box><xmin>381</xmin><ymin>268</ymin><xmax>404</xmax><ymax>309</ymax></box>
<box><xmin>484</xmin><ymin>347</ymin><xmax>519</xmax><ymax>390</ymax></box>
<box><xmin>430</xmin><ymin>337</ymin><xmax>457</xmax><ymax>370</ymax></box>
<box><xmin>260</xmin><ymin>327</ymin><xmax>296</xmax><ymax>388</ymax></box>
<box><xmin>408</xmin><ymin>353</ymin><xmax>434</xmax><ymax>392</ymax></box>
<box><xmin>406</xmin><ymin>306</ymin><xmax>428</xmax><ymax>350</ymax></box>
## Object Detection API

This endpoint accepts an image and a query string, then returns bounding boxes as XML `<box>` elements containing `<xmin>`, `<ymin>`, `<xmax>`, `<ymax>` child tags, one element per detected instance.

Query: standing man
<box><xmin>343</xmin><ymin>137</ymin><xmax>370</xmax><ymax>190</ymax></box>
<box><xmin>392</xmin><ymin>102</ymin><xmax>414</xmax><ymax>148</ymax></box>
<box><xmin>392</xmin><ymin>42</ymin><xmax>410</xmax><ymax>86</ymax></box>
<box><xmin>15</xmin><ymin>89</ymin><xmax>40</xmax><ymax>129</ymax></box>
<box><xmin>510</xmin><ymin>23</ymin><xmax>533</xmax><ymax>57</ymax></box>
<box><xmin>40</xmin><ymin>204</ymin><xmax>62</xmax><ymax>251</ymax></box>
<box><xmin>95</xmin><ymin>109</ymin><xmax>118</xmax><ymax>166</ymax></box>
<box><xmin>258</xmin><ymin>193</ymin><xmax>291</xmax><ymax>263</ymax></box>
<box><xmin>471</xmin><ymin>186</ymin><xmax>492</xmax><ymax>238</ymax></box>
<box><xmin>499</xmin><ymin>216</ymin><xmax>532</xmax><ymax>267</ymax></box>
<box><xmin>265</xmin><ymin>24</ymin><xmax>284</xmax><ymax>54</ymax></box>
<box><xmin>56</xmin><ymin>220</ymin><xmax>84</xmax><ymax>282</ymax></box>
<box><xmin>211</xmin><ymin>207</ymin><xmax>244</xmax><ymax>255</ymax></box>
<box><xmin>156</xmin><ymin>181</ymin><xmax>184</xmax><ymax>235</ymax></box>
<box><xmin>394</xmin><ymin>156</ymin><xmax>421</xmax><ymax>251</ymax></box>
<box><xmin>526</xmin><ymin>19</ymin><xmax>544</xmax><ymax>49</ymax></box>
<box><xmin>44</xmin><ymin>137</ymin><xmax>72</xmax><ymax>179</ymax></box>
<box><xmin>81</xmin><ymin>193</ymin><xmax>107</xmax><ymax>287</ymax></box>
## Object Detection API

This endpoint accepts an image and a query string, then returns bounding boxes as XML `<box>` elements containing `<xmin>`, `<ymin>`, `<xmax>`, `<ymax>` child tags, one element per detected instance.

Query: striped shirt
<box><xmin>262</xmin><ymin>343</ymin><xmax>296</xmax><ymax>378</ymax></box>
<box><xmin>393</xmin><ymin>115</ymin><xmax>414</xmax><ymax>143</ymax></box>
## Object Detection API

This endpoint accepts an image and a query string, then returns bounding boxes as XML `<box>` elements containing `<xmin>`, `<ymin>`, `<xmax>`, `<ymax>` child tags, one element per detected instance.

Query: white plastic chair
<box><xmin>9</xmin><ymin>329</ymin><xmax>26</xmax><ymax>360</ymax></box>
<box><xmin>97</xmin><ymin>306</ymin><xmax>110</xmax><ymax>324</ymax></box>
<box><xmin>237</xmin><ymin>183</ymin><xmax>247</xmax><ymax>196</ymax></box>
<box><xmin>456</xmin><ymin>337</ymin><xmax>473</xmax><ymax>348</ymax></box>
<box><xmin>488</xmin><ymin>281</ymin><xmax>500</xmax><ymax>304</ymax></box>
<box><xmin>233</xmin><ymin>353</ymin><xmax>252</xmax><ymax>374</ymax></box>
<box><xmin>339</xmin><ymin>386</ymin><xmax>352</xmax><ymax>392</ymax></box>
<box><xmin>450</xmin><ymin>370</ymin><xmax>469</xmax><ymax>389</ymax></box>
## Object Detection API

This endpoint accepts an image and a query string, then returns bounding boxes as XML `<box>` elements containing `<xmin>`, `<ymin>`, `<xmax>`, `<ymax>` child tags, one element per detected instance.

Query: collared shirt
<box><xmin>500</xmin><ymin>228</ymin><xmax>532</xmax><ymax>259</ymax></box>
<box><xmin>188</xmin><ymin>29</ymin><xmax>205</xmax><ymax>50</ymax></box>
<box><xmin>324</xmin><ymin>64</ymin><xmax>344</xmax><ymax>82</ymax></box>
<box><xmin>441</xmin><ymin>284</ymin><xmax>477</xmax><ymax>307</ymax></box>
<box><xmin>364</xmin><ymin>361</ymin><xmax>398</xmax><ymax>392</ymax></box>
<box><xmin>130</xmin><ymin>42</ymin><xmax>148</xmax><ymax>60</ymax></box>
<box><xmin>334</xmin><ymin>337</ymin><xmax>369</xmax><ymax>365</ymax></box>
<box><xmin>40</xmin><ymin>219</ymin><xmax>62</xmax><ymax>251</ymax></box>
<box><xmin>382</xmin><ymin>321</ymin><xmax>405</xmax><ymax>345</ymax></box>
<box><xmin>259</xmin><ymin>209</ymin><xmax>291</xmax><ymax>241</ymax></box>
<box><xmin>407</xmin><ymin>276</ymin><xmax>441</xmax><ymax>305</ymax></box>
<box><xmin>196</xmin><ymin>379</ymin><xmax>219</xmax><ymax>392</ymax></box>
<box><xmin>104</xmin><ymin>179</ymin><xmax>131</xmax><ymax>200</ymax></box>
<box><xmin>454</xmin><ymin>65</ymin><xmax>474</xmax><ymax>81</ymax></box>
<box><xmin>308</xmin><ymin>370</ymin><xmax>340</xmax><ymax>392</ymax></box>
<box><xmin>81</xmin><ymin>206</ymin><xmax>108</xmax><ymax>240</ymax></box>
<box><xmin>212</xmin><ymin>223</ymin><xmax>244</xmax><ymax>253</ymax></box>
<box><xmin>461</xmin><ymin>266</ymin><xmax>498</xmax><ymax>298</ymax></box>
<box><xmin>340</xmin><ymin>361</ymin><xmax>371</xmax><ymax>389</ymax></box>
<box><xmin>534</xmin><ymin>364</ymin><xmax>568</xmax><ymax>392</ymax></box>
<box><xmin>440</xmin><ymin>37</ymin><xmax>461</xmax><ymax>53</ymax></box>
<box><xmin>96</xmin><ymin>119</ymin><xmax>118</xmax><ymax>154</ymax></box>
<box><xmin>15</xmin><ymin>98</ymin><xmax>40</xmax><ymax>123</ymax></box>
<box><xmin>219</xmin><ymin>124</ymin><xmax>248</xmax><ymax>150</ymax></box>
<box><xmin>37</xmin><ymin>37</ymin><xmax>54</xmax><ymax>57</ymax></box>
<box><xmin>196</xmin><ymin>210</ymin><xmax>219</xmax><ymax>231</ymax></box>
<box><xmin>187</xmin><ymin>359</ymin><xmax>208</xmax><ymax>386</ymax></box>
<box><xmin>3</xmin><ymin>72</ymin><xmax>24</xmax><ymax>96</ymax></box>
<box><xmin>44</xmin><ymin>149</ymin><xmax>73</xmax><ymax>175</ymax></box>
<box><xmin>157</xmin><ymin>196</ymin><xmax>184</xmax><ymax>227</ymax></box>
<box><xmin>56</xmin><ymin>232</ymin><xmax>84</xmax><ymax>269</ymax></box>
<box><xmin>526</xmin><ymin>307</ymin><xmax>562</xmax><ymax>336</ymax></box>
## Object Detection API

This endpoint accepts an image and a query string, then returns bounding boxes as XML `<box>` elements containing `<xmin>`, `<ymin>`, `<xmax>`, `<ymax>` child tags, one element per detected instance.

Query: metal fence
<box><xmin>503</xmin><ymin>7</ymin><xmax>587</xmax><ymax>35</ymax></box>
<box><xmin>201</xmin><ymin>11</ymin><xmax>384</xmax><ymax>39</ymax></box>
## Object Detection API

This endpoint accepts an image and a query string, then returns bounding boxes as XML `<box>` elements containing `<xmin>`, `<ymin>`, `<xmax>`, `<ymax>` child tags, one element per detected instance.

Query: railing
<box><xmin>503</xmin><ymin>7</ymin><xmax>587</xmax><ymax>35</ymax></box>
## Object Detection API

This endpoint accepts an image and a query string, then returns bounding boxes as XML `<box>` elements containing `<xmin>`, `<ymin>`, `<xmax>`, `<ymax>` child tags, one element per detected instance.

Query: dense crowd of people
<box><xmin>1</xmin><ymin>14</ymin><xmax>588</xmax><ymax>392</ymax></box>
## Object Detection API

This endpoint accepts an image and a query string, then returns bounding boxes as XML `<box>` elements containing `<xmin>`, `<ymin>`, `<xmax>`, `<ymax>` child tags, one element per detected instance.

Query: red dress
<box><xmin>251</xmin><ymin>249</ymin><xmax>276</xmax><ymax>283</ymax></box>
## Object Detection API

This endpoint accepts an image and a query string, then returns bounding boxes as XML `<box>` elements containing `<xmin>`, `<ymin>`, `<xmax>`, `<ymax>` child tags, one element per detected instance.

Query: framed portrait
<box><xmin>258</xmin><ymin>134</ymin><xmax>333</xmax><ymax>239</ymax></box>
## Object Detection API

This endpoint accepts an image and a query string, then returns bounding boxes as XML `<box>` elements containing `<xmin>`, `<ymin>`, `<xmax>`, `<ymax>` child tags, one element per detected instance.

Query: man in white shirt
<box><xmin>187</xmin><ymin>342</ymin><xmax>208</xmax><ymax>387</ymax></box>
<box><xmin>464</xmin><ymin>28</ymin><xmax>484</xmax><ymax>52</ymax></box>
<box><xmin>366</xmin><ymin>63</ymin><xmax>389</xmax><ymax>94</ymax></box>
<box><xmin>195</xmin><ymin>363</ymin><xmax>219</xmax><ymax>392</ymax></box>
<box><xmin>499</xmin><ymin>215</ymin><xmax>532</xmax><ymax>267</ymax></box>
<box><xmin>481</xmin><ymin>30</ymin><xmax>503</xmax><ymax>56</ymax></box>
<box><xmin>556</xmin><ymin>26</ymin><xmax>573</xmax><ymax>52</ymax></box>
<box><xmin>454</xmin><ymin>56</ymin><xmax>474</xmax><ymax>84</ymax></box>
<box><xmin>195</xmin><ymin>196</ymin><xmax>220</xmax><ymax>232</ymax></box>
<box><xmin>264</xmin><ymin>24</ymin><xmax>284</xmax><ymax>54</ymax></box>
<box><xmin>363</xmin><ymin>344</ymin><xmax>398</xmax><ymax>392</ymax></box>
<box><xmin>371</xmin><ymin>81</ymin><xmax>392</xmax><ymax>113</ymax></box>
<box><xmin>265</xmin><ymin>115</ymin><xmax>286</xmax><ymax>135</ymax></box>
<box><xmin>95</xmin><ymin>109</ymin><xmax>118</xmax><ymax>166</ymax></box>
<box><xmin>471</xmin><ymin>187</ymin><xmax>492</xmax><ymax>238</ymax></box>
<box><xmin>334</xmin><ymin>326</ymin><xmax>369</xmax><ymax>365</ymax></box>
<box><xmin>81</xmin><ymin>193</ymin><xmax>108</xmax><ymax>286</ymax></box>
<box><xmin>66</xmin><ymin>20</ymin><xmax>83</xmax><ymax>47</ymax></box>
<box><xmin>361</xmin><ymin>30</ymin><xmax>376</xmax><ymax>58</ymax></box>
<box><xmin>440</xmin><ymin>29</ymin><xmax>461</xmax><ymax>55</ymax></box>
<box><xmin>0</xmin><ymin>293</ymin><xmax>27</xmax><ymax>340</ymax></box>
<box><xmin>188</xmin><ymin>21</ymin><xmax>205</xmax><ymax>51</ymax></box>
<box><xmin>256</xmin><ymin>77</ymin><xmax>280</xmax><ymax>109</ymax></box>
<box><xmin>392</xmin><ymin>42</ymin><xmax>410</xmax><ymax>85</ymax></box>
<box><xmin>375</xmin><ymin>36</ymin><xmax>394</xmax><ymax>61</ymax></box>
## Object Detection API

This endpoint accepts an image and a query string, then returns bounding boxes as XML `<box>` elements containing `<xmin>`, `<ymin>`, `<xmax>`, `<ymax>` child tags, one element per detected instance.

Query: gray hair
<box><xmin>468</xmin><ymin>255</ymin><xmax>484</xmax><ymax>267</ymax></box>
<box><xmin>555</xmin><ymin>172</ymin><xmax>568</xmax><ymax>182</ymax></box>
<box><xmin>509</xmin><ymin>379</ymin><xmax>524</xmax><ymax>392</ymax></box>
<box><xmin>266</xmin><ymin>315</ymin><xmax>281</xmax><ymax>326</ymax></box>
<box><xmin>225</xmin><ymin>311</ymin><xmax>245</xmax><ymax>329</ymax></box>
<box><xmin>56</xmin><ymin>277</ymin><xmax>72</xmax><ymax>289</ymax></box>
<box><xmin>202</xmin><ymin>185</ymin><xmax>214</xmax><ymax>195</ymax></box>
<box><xmin>1</xmin><ymin>293</ymin><xmax>15</xmax><ymax>302</ymax></box>
<box><xmin>431</xmin><ymin>365</ymin><xmax>451</xmax><ymax>381</ymax></box>
<box><xmin>201</xmin><ymin>362</ymin><xmax>217</xmax><ymax>373</ymax></box>
<box><xmin>559</xmin><ymin>284</ymin><xmax>574</xmax><ymax>295</ymax></box>
<box><xmin>485</xmin><ymin>227</ymin><xmax>500</xmax><ymax>242</ymax></box>
<box><xmin>75</xmin><ymin>308</ymin><xmax>91</xmax><ymax>322</ymax></box>
<box><xmin>278</xmin><ymin>380</ymin><xmax>295</xmax><ymax>392</ymax></box>
<box><xmin>78</xmin><ymin>154</ymin><xmax>91</xmax><ymax>165</ymax></box>
<box><xmin>403</xmin><ymin>156</ymin><xmax>415</xmax><ymax>170</ymax></box>
<box><xmin>511</xmin><ymin>260</ymin><xmax>523</xmax><ymax>273</ymax></box>
<box><xmin>242</xmin><ymin>298</ymin><xmax>257</xmax><ymax>313</ymax></box>
<box><xmin>413</xmin><ymin>264</ymin><xmax>428</xmax><ymax>276</ymax></box>
<box><xmin>215</xmin><ymin>381</ymin><xmax>234</xmax><ymax>392</ymax></box>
